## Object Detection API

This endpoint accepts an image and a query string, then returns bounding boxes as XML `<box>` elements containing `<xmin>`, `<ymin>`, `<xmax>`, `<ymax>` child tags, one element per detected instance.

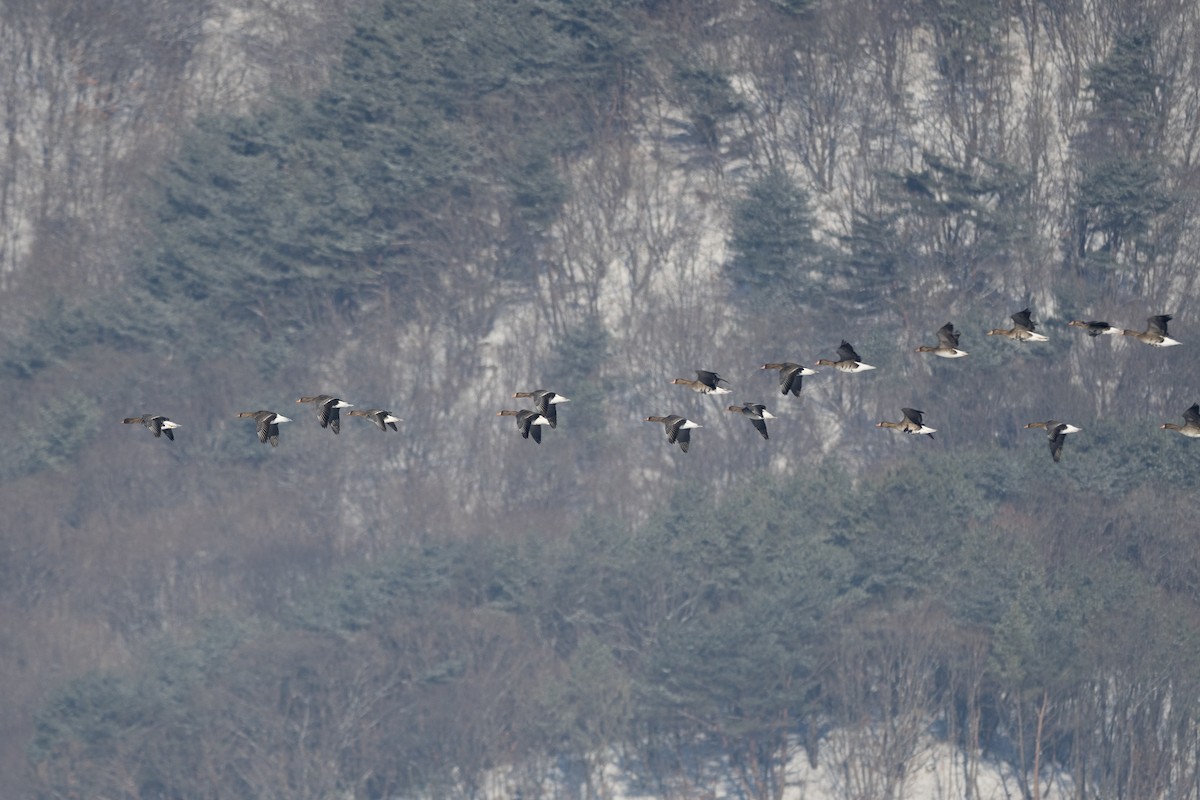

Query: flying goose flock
<box><xmin>124</xmin><ymin>309</ymin><xmax>1193</xmax><ymax>462</ymax></box>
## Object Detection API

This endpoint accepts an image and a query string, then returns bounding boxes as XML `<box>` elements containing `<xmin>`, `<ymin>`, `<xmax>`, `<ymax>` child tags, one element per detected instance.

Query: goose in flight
<box><xmin>1024</xmin><ymin>420</ymin><xmax>1082</xmax><ymax>462</ymax></box>
<box><xmin>348</xmin><ymin>409</ymin><xmax>402</xmax><ymax>432</ymax></box>
<box><xmin>760</xmin><ymin>362</ymin><xmax>817</xmax><ymax>396</ymax></box>
<box><xmin>1068</xmin><ymin>319</ymin><xmax>1119</xmax><ymax>337</ymax></box>
<box><xmin>877</xmin><ymin>408</ymin><xmax>936</xmax><ymax>438</ymax></box>
<box><xmin>497</xmin><ymin>409</ymin><xmax>552</xmax><ymax>443</ymax></box>
<box><xmin>511</xmin><ymin>389</ymin><xmax>570</xmax><ymax>428</ymax></box>
<box><xmin>1122</xmin><ymin>315</ymin><xmax>1180</xmax><ymax>347</ymax></box>
<box><xmin>123</xmin><ymin>414</ymin><xmax>181</xmax><ymax>441</ymax></box>
<box><xmin>915</xmin><ymin>323</ymin><xmax>968</xmax><ymax>358</ymax></box>
<box><xmin>297</xmin><ymin>395</ymin><xmax>353</xmax><ymax>433</ymax></box>
<box><xmin>816</xmin><ymin>341</ymin><xmax>876</xmax><ymax>372</ymax></box>
<box><xmin>671</xmin><ymin>370</ymin><xmax>731</xmax><ymax>394</ymax></box>
<box><xmin>987</xmin><ymin>308</ymin><xmax>1048</xmax><ymax>342</ymax></box>
<box><xmin>644</xmin><ymin>414</ymin><xmax>701</xmax><ymax>452</ymax></box>
<box><xmin>726</xmin><ymin>403</ymin><xmax>775</xmax><ymax>440</ymax></box>
<box><xmin>1161</xmin><ymin>403</ymin><xmax>1200</xmax><ymax>438</ymax></box>
<box><xmin>237</xmin><ymin>410</ymin><xmax>292</xmax><ymax>447</ymax></box>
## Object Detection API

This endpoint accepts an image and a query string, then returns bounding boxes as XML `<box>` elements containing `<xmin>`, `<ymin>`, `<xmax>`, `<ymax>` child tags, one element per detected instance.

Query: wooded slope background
<box><xmin>3</xmin><ymin>0</ymin><xmax>1200</xmax><ymax>797</ymax></box>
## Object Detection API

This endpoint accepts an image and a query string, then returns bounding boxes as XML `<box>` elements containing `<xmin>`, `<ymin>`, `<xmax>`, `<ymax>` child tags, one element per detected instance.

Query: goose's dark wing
<box><xmin>256</xmin><ymin>414</ymin><xmax>274</xmax><ymax>444</ymax></box>
<box><xmin>695</xmin><ymin>370</ymin><xmax>725</xmax><ymax>390</ymax></box>
<box><xmin>328</xmin><ymin>406</ymin><xmax>341</xmax><ymax>434</ymax></box>
<box><xmin>663</xmin><ymin>415</ymin><xmax>683</xmax><ymax>444</ymax></box>
<box><xmin>749</xmin><ymin>417</ymin><xmax>768</xmax><ymax>440</ymax></box>
<box><xmin>780</xmin><ymin>365</ymin><xmax>803</xmax><ymax>396</ymax></box>
<box><xmin>1043</xmin><ymin>422</ymin><xmax>1067</xmax><ymax>459</ymax></box>
<box><xmin>316</xmin><ymin>398</ymin><xmax>334</xmax><ymax>429</ymax></box>
<box><xmin>1012</xmin><ymin>309</ymin><xmax>1034</xmax><ymax>330</ymax></box>
<box><xmin>1148</xmin><ymin>315</ymin><xmax>1172</xmax><ymax>335</ymax></box>
<box><xmin>901</xmin><ymin>408</ymin><xmax>925</xmax><ymax>426</ymax></box>
<box><xmin>936</xmin><ymin>323</ymin><xmax>959</xmax><ymax>348</ymax></box>
<box><xmin>535</xmin><ymin>395</ymin><xmax>558</xmax><ymax>428</ymax></box>
<box><xmin>1184</xmin><ymin>404</ymin><xmax>1200</xmax><ymax>426</ymax></box>
<box><xmin>837</xmin><ymin>341</ymin><xmax>861</xmax><ymax>362</ymax></box>
<box><xmin>1048</xmin><ymin>426</ymin><xmax>1067</xmax><ymax>462</ymax></box>
<box><xmin>515</xmin><ymin>410</ymin><xmax>534</xmax><ymax>438</ymax></box>
<box><xmin>675</xmin><ymin>425</ymin><xmax>692</xmax><ymax>452</ymax></box>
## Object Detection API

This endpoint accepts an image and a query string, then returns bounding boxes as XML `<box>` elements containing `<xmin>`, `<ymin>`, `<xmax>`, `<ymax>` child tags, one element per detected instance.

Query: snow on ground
<box><xmin>466</xmin><ymin>731</ymin><xmax>1072</xmax><ymax>800</ymax></box>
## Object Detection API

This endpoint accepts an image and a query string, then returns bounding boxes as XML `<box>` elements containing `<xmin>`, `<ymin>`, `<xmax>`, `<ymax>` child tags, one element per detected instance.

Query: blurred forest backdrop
<box><xmin>4</xmin><ymin>0</ymin><xmax>1200</xmax><ymax>797</ymax></box>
